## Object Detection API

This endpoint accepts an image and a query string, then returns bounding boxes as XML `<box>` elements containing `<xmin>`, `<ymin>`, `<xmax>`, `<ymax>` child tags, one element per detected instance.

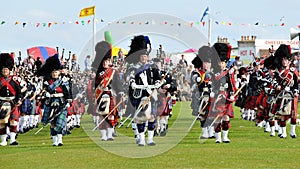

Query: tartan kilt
<box><xmin>35</xmin><ymin>104</ymin><xmax>42</xmax><ymax>115</ymax></box>
<box><xmin>235</xmin><ymin>94</ymin><xmax>246</xmax><ymax>108</ymax></box>
<box><xmin>21</xmin><ymin>99</ymin><xmax>33</xmax><ymax>115</ymax></box>
<box><xmin>256</xmin><ymin>93</ymin><xmax>268</xmax><ymax>111</ymax></box>
<box><xmin>87</xmin><ymin>103</ymin><xmax>97</xmax><ymax>116</ymax></box>
<box><xmin>72</xmin><ymin>100</ymin><xmax>79</xmax><ymax>115</ymax></box>
<box><xmin>80</xmin><ymin>103</ymin><xmax>85</xmax><ymax>114</ymax></box>
<box><xmin>209</xmin><ymin>97</ymin><xmax>234</xmax><ymax>118</ymax></box>
<box><xmin>67</xmin><ymin>103</ymin><xmax>75</xmax><ymax>116</ymax></box>
<box><xmin>157</xmin><ymin>94</ymin><xmax>170</xmax><ymax>116</ymax></box>
<box><xmin>42</xmin><ymin>103</ymin><xmax>67</xmax><ymax>132</ymax></box>
<box><xmin>244</xmin><ymin>95</ymin><xmax>258</xmax><ymax>110</ymax></box>
<box><xmin>125</xmin><ymin>96</ymin><xmax>141</xmax><ymax>117</ymax></box>
<box><xmin>9</xmin><ymin>106</ymin><xmax>20</xmax><ymax>121</ymax></box>
<box><xmin>53</xmin><ymin>107</ymin><xmax>68</xmax><ymax>132</ymax></box>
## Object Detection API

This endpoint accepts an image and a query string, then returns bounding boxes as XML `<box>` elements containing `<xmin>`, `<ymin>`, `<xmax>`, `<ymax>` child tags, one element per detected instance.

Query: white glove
<box><xmin>155</xmin><ymin>82</ymin><xmax>162</xmax><ymax>88</ymax></box>
<box><xmin>119</xmin><ymin>92</ymin><xmax>125</xmax><ymax>97</ymax></box>
<box><xmin>131</xmin><ymin>82</ymin><xmax>137</xmax><ymax>90</ymax></box>
<box><xmin>191</xmin><ymin>84</ymin><xmax>197</xmax><ymax>91</ymax></box>
<box><xmin>66</xmin><ymin>103</ymin><xmax>70</xmax><ymax>108</ymax></box>
<box><xmin>196</xmin><ymin>77</ymin><xmax>201</xmax><ymax>83</ymax></box>
<box><xmin>45</xmin><ymin>92</ymin><xmax>51</xmax><ymax>98</ymax></box>
<box><xmin>284</xmin><ymin>87</ymin><xmax>290</xmax><ymax>91</ymax></box>
<box><xmin>67</xmin><ymin>99</ymin><xmax>73</xmax><ymax>104</ymax></box>
<box><xmin>229</xmin><ymin>68</ymin><xmax>234</xmax><ymax>74</ymax></box>
<box><xmin>223</xmin><ymin>83</ymin><xmax>228</xmax><ymax>88</ymax></box>
<box><xmin>164</xmin><ymin>84</ymin><xmax>171</xmax><ymax>89</ymax></box>
<box><xmin>77</xmin><ymin>94</ymin><xmax>83</xmax><ymax>99</ymax></box>
<box><xmin>210</xmin><ymin>92</ymin><xmax>215</xmax><ymax>98</ymax></box>
<box><xmin>62</xmin><ymin>76</ymin><xmax>69</xmax><ymax>82</ymax></box>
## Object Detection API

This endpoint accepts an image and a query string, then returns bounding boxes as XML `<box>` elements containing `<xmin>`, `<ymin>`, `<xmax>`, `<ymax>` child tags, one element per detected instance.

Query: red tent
<box><xmin>183</xmin><ymin>48</ymin><xmax>197</xmax><ymax>53</ymax></box>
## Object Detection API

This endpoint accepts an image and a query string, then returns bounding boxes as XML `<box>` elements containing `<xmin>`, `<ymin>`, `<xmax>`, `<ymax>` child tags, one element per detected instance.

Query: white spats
<box><xmin>9</xmin><ymin>132</ymin><xmax>18</xmax><ymax>145</ymax></box>
<box><xmin>222</xmin><ymin>130</ymin><xmax>230</xmax><ymax>143</ymax></box>
<box><xmin>0</xmin><ymin>134</ymin><xmax>7</xmax><ymax>146</ymax></box>
<box><xmin>138</xmin><ymin>132</ymin><xmax>146</xmax><ymax>146</ymax></box>
<box><xmin>208</xmin><ymin>127</ymin><xmax>215</xmax><ymax>138</ymax></box>
<box><xmin>100</xmin><ymin>129</ymin><xmax>107</xmax><ymax>141</ymax></box>
<box><xmin>270</xmin><ymin>126</ymin><xmax>275</xmax><ymax>137</ymax></box>
<box><xmin>107</xmin><ymin>128</ymin><xmax>114</xmax><ymax>141</ymax></box>
<box><xmin>57</xmin><ymin>134</ymin><xmax>63</xmax><ymax>146</ymax></box>
<box><xmin>200</xmin><ymin>127</ymin><xmax>208</xmax><ymax>139</ymax></box>
<box><xmin>147</xmin><ymin>130</ymin><xmax>156</xmax><ymax>146</ymax></box>
<box><xmin>290</xmin><ymin>125</ymin><xmax>297</xmax><ymax>138</ymax></box>
<box><xmin>280</xmin><ymin>126</ymin><xmax>287</xmax><ymax>138</ymax></box>
<box><xmin>52</xmin><ymin>135</ymin><xmax>58</xmax><ymax>146</ymax></box>
<box><xmin>215</xmin><ymin>132</ymin><xmax>222</xmax><ymax>143</ymax></box>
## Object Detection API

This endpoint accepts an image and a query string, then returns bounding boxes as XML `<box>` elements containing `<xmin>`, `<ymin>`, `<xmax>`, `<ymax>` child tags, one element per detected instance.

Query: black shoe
<box><xmin>10</xmin><ymin>141</ymin><xmax>18</xmax><ymax>145</ymax></box>
<box><xmin>147</xmin><ymin>142</ymin><xmax>156</xmax><ymax>146</ymax></box>
<box><xmin>58</xmin><ymin>143</ymin><xmax>63</xmax><ymax>146</ymax></box>
<box><xmin>107</xmin><ymin>138</ymin><xmax>114</xmax><ymax>141</ymax></box>
<box><xmin>154</xmin><ymin>130</ymin><xmax>159</xmax><ymax>137</ymax></box>
<box><xmin>290</xmin><ymin>135</ymin><xmax>297</xmax><ymax>138</ymax></box>
<box><xmin>200</xmin><ymin>136</ymin><xmax>208</xmax><ymax>139</ymax></box>
<box><xmin>160</xmin><ymin>130</ymin><xmax>167</xmax><ymax>137</ymax></box>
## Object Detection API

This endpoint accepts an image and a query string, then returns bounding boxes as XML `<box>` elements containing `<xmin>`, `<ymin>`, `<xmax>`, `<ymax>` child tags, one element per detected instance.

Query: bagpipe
<box><xmin>95</xmin><ymin>67</ymin><xmax>115</xmax><ymax>102</ymax></box>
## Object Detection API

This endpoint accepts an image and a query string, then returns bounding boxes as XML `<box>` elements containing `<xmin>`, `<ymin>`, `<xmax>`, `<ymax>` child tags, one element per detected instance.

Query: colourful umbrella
<box><xmin>27</xmin><ymin>46</ymin><xmax>57</xmax><ymax>62</ymax></box>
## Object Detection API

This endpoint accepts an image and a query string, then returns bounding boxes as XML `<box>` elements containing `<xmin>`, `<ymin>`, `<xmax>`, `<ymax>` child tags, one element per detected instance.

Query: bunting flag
<box><xmin>200</xmin><ymin>6</ymin><xmax>209</xmax><ymax>22</ymax></box>
<box><xmin>0</xmin><ymin>18</ymin><xmax>298</xmax><ymax>29</ymax></box>
<box><xmin>79</xmin><ymin>6</ymin><xmax>95</xmax><ymax>18</ymax></box>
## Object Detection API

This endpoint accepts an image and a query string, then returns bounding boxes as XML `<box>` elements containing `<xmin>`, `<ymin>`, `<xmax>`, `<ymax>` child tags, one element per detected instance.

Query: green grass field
<box><xmin>2</xmin><ymin>101</ymin><xmax>300</xmax><ymax>169</ymax></box>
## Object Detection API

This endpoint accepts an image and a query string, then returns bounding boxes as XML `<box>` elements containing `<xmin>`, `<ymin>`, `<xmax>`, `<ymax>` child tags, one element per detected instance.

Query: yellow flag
<box><xmin>79</xmin><ymin>6</ymin><xmax>95</xmax><ymax>18</ymax></box>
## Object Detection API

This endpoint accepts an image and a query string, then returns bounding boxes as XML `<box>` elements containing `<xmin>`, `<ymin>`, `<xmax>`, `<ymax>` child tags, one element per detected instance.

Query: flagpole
<box><xmin>208</xmin><ymin>6</ymin><xmax>212</xmax><ymax>47</ymax></box>
<box><xmin>93</xmin><ymin>15</ymin><xmax>96</xmax><ymax>60</ymax></box>
<box><xmin>208</xmin><ymin>18</ymin><xmax>212</xmax><ymax>46</ymax></box>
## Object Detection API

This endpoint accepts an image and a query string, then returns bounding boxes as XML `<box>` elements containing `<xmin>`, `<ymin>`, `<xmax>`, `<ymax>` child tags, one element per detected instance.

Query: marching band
<box><xmin>0</xmin><ymin>36</ymin><xmax>299</xmax><ymax>147</ymax></box>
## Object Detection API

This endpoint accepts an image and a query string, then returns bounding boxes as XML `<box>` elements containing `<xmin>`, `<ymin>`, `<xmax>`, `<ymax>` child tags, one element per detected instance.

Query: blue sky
<box><xmin>0</xmin><ymin>0</ymin><xmax>299</xmax><ymax>65</ymax></box>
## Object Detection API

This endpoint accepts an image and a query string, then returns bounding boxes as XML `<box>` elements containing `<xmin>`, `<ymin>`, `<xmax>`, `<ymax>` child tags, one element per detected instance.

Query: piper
<box><xmin>0</xmin><ymin>53</ymin><xmax>22</xmax><ymax>146</ymax></box>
